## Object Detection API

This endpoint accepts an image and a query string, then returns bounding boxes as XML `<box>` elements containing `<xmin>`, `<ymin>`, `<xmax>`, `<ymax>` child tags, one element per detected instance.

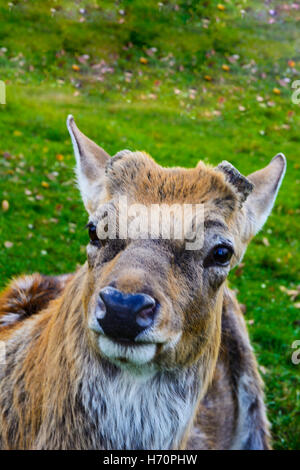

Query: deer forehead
<box><xmin>104</xmin><ymin>151</ymin><xmax>239</xmax><ymax>210</ymax></box>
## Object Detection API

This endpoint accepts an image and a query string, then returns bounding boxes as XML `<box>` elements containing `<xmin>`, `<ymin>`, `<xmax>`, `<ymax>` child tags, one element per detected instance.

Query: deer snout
<box><xmin>97</xmin><ymin>287</ymin><xmax>157</xmax><ymax>342</ymax></box>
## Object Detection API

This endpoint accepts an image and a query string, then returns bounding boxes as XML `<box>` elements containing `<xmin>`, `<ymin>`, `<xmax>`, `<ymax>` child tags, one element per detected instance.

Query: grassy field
<box><xmin>0</xmin><ymin>0</ymin><xmax>299</xmax><ymax>449</ymax></box>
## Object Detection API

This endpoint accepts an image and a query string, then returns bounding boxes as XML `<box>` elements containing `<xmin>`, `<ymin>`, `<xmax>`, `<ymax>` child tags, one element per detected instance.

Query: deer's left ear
<box><xmin>67</xmin><ymin>115</ymin><xmax>110</xmax><ymax>213</ymax></box>
<box><xmin>246</xmin><ymin>153</ymin><xmax>286</xmax><ymax>234</ymax></box>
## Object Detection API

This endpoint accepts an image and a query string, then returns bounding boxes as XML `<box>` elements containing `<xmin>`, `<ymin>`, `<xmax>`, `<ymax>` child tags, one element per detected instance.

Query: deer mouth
<box><xmin>97</xmin><ymin>335</ymin><xmax>157</xmax><ymax>366</ymax></box>
<box><xmin>106</xmin><ymin>336</ymin><xmax>159</xmax><ymax>346</ymax></box>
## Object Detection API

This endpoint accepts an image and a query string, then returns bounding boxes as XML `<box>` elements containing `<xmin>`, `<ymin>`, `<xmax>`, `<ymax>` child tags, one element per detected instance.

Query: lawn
<box><xmin>0</xmin><ymin>0</ymin><xmax>299</xmax><ymax>449</ymax></box>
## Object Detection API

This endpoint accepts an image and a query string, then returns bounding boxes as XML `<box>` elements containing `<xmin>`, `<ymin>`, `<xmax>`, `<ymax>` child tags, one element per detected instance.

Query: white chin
<box><xmin>98</xmin><ymin>336</ymin><xmax>156</xmax><ymax>365</ymax></box>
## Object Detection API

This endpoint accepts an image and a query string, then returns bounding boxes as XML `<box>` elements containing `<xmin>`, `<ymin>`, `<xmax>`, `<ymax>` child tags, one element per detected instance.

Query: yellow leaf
<box><xmin>262</xmin><ymin>237</ymin><xmax>270</xmax><ymax>246</ymax></box>
<box><xmin>2</xmin><ymin>200</ymin><xmax>9</xmax><ymax>211</ymax></box>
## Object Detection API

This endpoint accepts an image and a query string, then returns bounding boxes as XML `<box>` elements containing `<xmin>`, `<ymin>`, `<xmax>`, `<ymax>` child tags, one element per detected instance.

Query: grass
<box><xmin>0</xmin><ymin>0</ymin><xmax>299</xmax><ymax>449</ymax></box>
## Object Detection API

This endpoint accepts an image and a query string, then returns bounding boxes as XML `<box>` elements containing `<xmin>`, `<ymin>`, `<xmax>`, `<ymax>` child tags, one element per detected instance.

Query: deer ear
<box><xmin>67</xmin><ymin>115</ymin><xmax>110</xmax><ymax>213</ymax></box>
<box><xmin>216</xmin><ymin>161</ymin><xmax>254</xmax><ymax>205</ymax></box>
<box><xmin>246</xmin><ymin>153</ymin><xmax>286</xmax><ymax>234</ymax></box>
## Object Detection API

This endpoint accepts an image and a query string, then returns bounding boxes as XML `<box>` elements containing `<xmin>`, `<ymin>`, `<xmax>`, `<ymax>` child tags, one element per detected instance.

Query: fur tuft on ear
<box><xmin>217</xmin><ymin>161</ymin><xmax>254</xmax><ymax>205</ymax></box>
<box><xmin>67</xmin><ymin>115</ymin><xmax>110</xmax><ymax>213</ymax></box>
<box><xmin>246</xmin><ymin>153</ymin><xmax>286</xmax><ymax>234</ymax></box>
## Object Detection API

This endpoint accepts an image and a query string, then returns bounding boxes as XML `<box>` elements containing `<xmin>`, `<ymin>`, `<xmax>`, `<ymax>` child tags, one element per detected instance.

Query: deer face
<box><xmin>68</xmin><ymin>116</ymin><xmax>286</xmax><ymax>374</ymax></box>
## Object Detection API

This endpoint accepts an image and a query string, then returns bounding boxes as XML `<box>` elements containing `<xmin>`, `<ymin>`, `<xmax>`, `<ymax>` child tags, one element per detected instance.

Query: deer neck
<box><xmin>78</xmin><ymin>357</ymin><xmax>202</xmax><ymax>450</ymax></box>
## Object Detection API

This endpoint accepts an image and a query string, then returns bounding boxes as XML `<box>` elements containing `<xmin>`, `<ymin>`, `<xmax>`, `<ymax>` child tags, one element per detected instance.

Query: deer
<box><xmin>0</xmin><ymin>116</ymin><xmax>286</xmax><ymax>450</ymax></box>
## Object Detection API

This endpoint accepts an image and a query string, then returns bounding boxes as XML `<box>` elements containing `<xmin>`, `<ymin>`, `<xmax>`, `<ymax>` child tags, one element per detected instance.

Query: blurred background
<box><xmin>0</xmin><ymin>0</ymin><xmax>299</xmax><ymax>449</ymax></box>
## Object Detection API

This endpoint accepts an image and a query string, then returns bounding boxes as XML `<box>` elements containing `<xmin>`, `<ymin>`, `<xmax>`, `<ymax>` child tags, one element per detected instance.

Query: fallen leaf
<box><xmin>47</xmin><ymin>172</ymin><xmax>58</xmax><ymax>181</ymax></box>
<box><xmin>278</xmin><ymin>78</ymin><xmax>290</xmax><ymax>87</ymax></box>
<box><xmin>228</xmin><ymin>54</ymin><xmax>240</xmax><ymax>63</ymax></box>
<box><xmin>262</xmin><ymin>237</ymin><xmax>270</xmax><ymax>246</ymax></box>
<box><xmin>259</xmin><ymin>365</ymin><xmax>267</xmax><ymax>375</ymax></box>
<box><xmin>2</xmin><ymin>151</ymin><xmax>12</xmax><ymax>159</ymax></box>
<box><xmin>2</xmin><ymin>200</ymin><xmax>9</xmax><ymax>211</ymax></box>
<box><xmin>4</xmin><ymin>241</ymin><xmax>13</xmax><ymax>248</ymax></box>
<box><xmin>279</xmin><ymin>285</ymin><xmax>300</xmax><ymax>301</ymax></box>
<box><xmin>78</xmin><ymin>54</ymin><xmax>89</xmax><ymax>64</ymax></box>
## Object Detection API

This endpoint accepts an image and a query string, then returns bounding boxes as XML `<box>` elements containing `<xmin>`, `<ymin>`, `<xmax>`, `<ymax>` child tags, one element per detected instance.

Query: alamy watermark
<box><xmin>0</xmin><ymin>341</ymin><xmax>6</xmax><ymax>365</ymax></box>
<box><xmin>291</xmin><ymin>80</ymin><xmax>300</xmax><ymax>104</ymax></box>
<box><xmin>291</xmin><ymin>340</ymin><xmax>300</xmax><ymax>365</ymax></box>
<box><xmin>0</xmin><ymin>80</ymin><xmax>5</xmax><ymax>104</ymax></box>
<box><xmin>94</xmin><ymin>197</ymin><xmax>205</xmax><ymax>250</ymax></box>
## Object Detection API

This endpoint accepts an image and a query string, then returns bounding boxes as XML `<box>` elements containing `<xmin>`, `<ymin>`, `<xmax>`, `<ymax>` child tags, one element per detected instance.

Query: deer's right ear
<box><xmin>245</xmin><ymin>153</ymin><xmax>286</xmax><ymax>236</ymax></box>
<box><xmin>67</xmin><ymin>115</ymin><xmax>110</xmax><ymax>213</ymax></box>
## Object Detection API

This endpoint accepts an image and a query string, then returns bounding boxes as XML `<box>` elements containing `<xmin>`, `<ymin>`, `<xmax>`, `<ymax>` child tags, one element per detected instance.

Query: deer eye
<box><xmin>87</xmin><ymin>222</ymin><xmax>102</xmax><ymax>247</ymax></box>
<box><xmin>211</xmin><ymin>244</ymin><xmax>233</xmax><ymax>266</ymax></box>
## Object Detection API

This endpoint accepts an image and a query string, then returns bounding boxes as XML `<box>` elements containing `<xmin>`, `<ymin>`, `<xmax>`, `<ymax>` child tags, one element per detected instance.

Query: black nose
<box><xmin>97</xmin><ymin>287</ymin><xmax>157</xmax><ymax>342</ymax></box>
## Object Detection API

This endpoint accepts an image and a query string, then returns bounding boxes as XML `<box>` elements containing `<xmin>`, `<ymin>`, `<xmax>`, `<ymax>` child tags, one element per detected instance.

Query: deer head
<box><xmin>67</xmin><ymin>116</ymin><xmax>286</xmax><ymax>377</ymax></box>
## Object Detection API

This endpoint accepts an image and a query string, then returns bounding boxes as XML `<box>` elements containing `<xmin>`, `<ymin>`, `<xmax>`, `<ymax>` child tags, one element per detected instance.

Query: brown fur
<box><xmin>0</xmin><ymin>119</ymin><xmax>285</xmax><ymax>449</ymax></box>
<box><xmin>0</xmin><ymin>274</ymin><xmax>71</xmax><ymax>334</ymax></box>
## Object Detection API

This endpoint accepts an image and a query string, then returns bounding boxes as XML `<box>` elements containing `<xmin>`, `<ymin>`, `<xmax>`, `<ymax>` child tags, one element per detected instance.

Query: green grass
<box><xmin>0</xmin><ymin>0</ymin><xmax>299</xmax><ymax>449</ymax></box>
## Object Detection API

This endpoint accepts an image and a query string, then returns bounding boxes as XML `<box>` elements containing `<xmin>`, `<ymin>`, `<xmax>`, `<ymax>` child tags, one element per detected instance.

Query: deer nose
<box><xmin>97</xmin><ymin>287</ymin><xmax>157</xmax><ymax>342</ymax></box>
